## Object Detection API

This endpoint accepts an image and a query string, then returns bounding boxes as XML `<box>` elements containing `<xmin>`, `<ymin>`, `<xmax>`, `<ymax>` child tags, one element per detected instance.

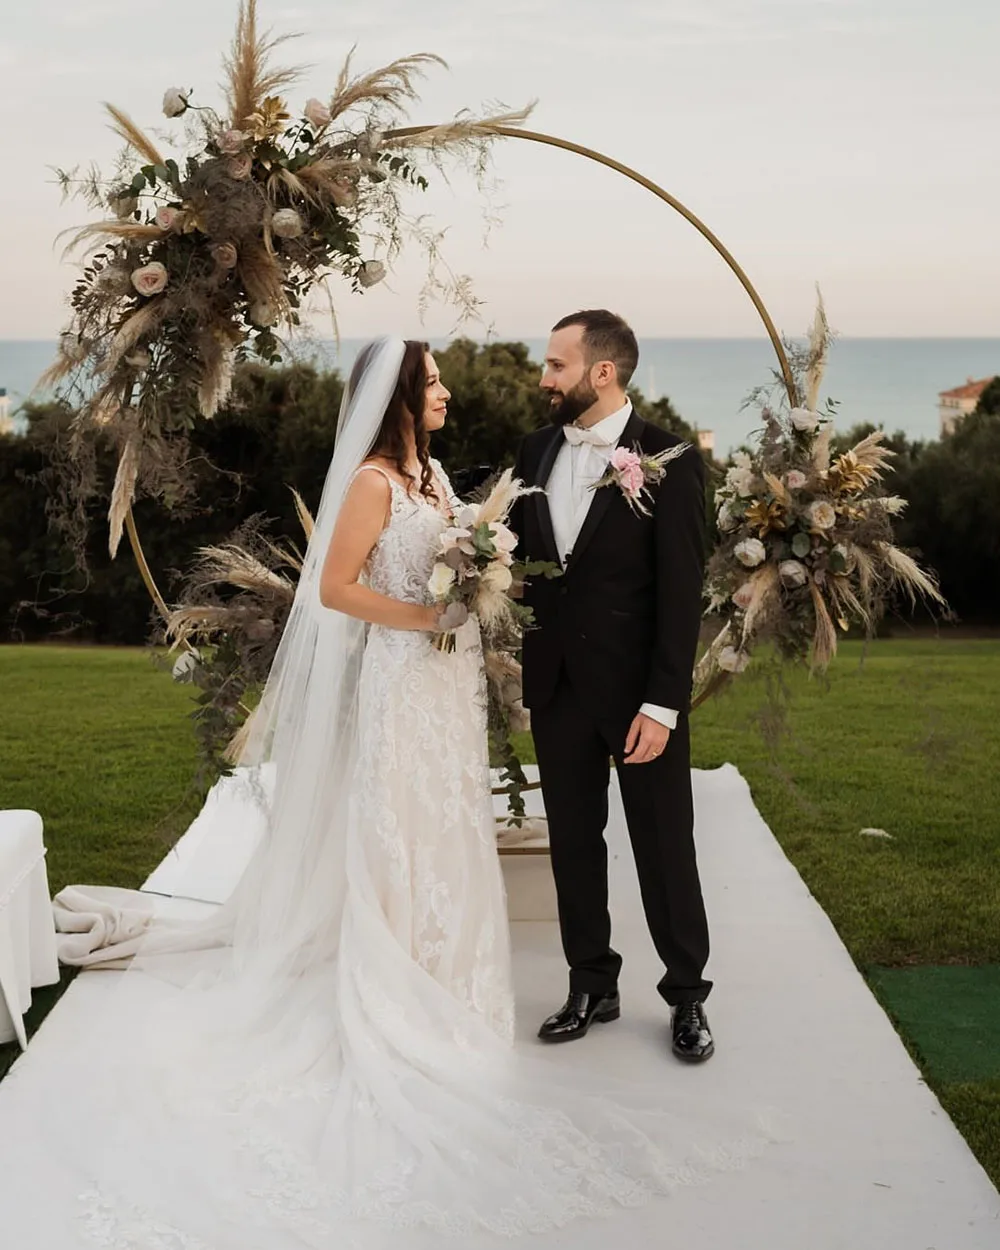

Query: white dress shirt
<box><xmin>546</xmin><ymin>401</ymin><xmax>678</xmax><ymax>732</ymax></box>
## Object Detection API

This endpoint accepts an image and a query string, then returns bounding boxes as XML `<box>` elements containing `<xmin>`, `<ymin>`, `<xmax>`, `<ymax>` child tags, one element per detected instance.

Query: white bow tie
<box><xmin>563</xmin><ymin>423</ymin><xmax>613</xmax><ymax>448</ymax></box>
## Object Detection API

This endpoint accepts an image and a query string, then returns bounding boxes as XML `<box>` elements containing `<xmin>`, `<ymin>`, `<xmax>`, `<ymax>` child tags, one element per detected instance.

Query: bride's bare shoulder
<box><xmin>347</xmin><ymin>462</ymin><xmax>394</xmax><ymax>507</ymax></box>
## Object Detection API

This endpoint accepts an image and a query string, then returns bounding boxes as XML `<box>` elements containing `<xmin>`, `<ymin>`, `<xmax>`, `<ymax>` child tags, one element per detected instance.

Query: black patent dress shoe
<box><xmin>537</xmin><ymin>990</ymin><xmax>621</xmax><ymax>1043</ymax></box>
<box><xmin>671</xmin><ymin>1001</ymin><xmax>715</xmax><ymax>1062</ymax></box>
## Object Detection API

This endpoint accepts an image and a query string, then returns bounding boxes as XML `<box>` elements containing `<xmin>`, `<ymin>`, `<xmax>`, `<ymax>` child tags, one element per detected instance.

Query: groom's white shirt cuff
<box><xmin>639</xmin><ymin>702</ymin><xmax>678</xmax><ymax>731</ymax></box>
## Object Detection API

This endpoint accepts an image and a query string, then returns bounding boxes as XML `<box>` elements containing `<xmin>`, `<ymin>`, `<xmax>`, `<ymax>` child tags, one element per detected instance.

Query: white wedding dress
<box><xmin>38</xmin><ymin>343</ymin><xmax>775</xmax><ymax>1248</ymax></box>
<box><xmin>348</xmin><ymin>462</ymin><xmax>515</xmax><ymax>1043</ymax></box>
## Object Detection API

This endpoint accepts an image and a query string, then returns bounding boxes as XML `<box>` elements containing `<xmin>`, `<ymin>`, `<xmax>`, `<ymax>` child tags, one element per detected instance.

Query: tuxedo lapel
<box><xmin>565</xmin><ymin>410</ymin><xmax>646</xmax><ymax>572</ymax></box>
<box><xmin>529</xmin><ymin>427</ymin><xmax>564</xmax><ymax>568</ymax></box>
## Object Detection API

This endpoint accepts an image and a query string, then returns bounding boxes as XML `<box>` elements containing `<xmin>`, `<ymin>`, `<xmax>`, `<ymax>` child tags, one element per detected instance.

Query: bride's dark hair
<box><xmin>351</xmin><ymin>339</ymin><xmax>435</xmax><ymax>500</ymax></box>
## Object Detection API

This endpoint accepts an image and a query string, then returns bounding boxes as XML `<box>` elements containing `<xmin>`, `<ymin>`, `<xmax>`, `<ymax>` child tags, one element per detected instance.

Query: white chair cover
<box><xmin>0</xmin><ymin>811</ymin><xmax>60</xmax><ymax>1048</ymax></box>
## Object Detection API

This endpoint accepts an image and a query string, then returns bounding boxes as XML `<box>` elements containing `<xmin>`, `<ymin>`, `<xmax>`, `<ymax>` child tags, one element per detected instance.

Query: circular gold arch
<box><xmin>125</xmin><ymin>125</ymin><xmax>799</xmax><ymax>625</ymax></box>
<box><xmin>390</xmin><ymin>124</ymin><xmax>798</xmax><ymax>407</ymax></box>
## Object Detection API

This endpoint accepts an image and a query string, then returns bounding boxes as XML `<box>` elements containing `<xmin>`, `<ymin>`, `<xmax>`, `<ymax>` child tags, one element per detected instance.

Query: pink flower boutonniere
<box><xmin>591</xmin><ymin>442</ymin><xmax>691</xmax><ymax>515</ymax></box>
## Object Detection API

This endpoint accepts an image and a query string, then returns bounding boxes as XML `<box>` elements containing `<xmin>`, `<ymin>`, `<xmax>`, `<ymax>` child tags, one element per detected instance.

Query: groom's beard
<box><xmin>545</xmin><ymin>377</ymin><xmax>600</xmax><ymax>427</ymax></box>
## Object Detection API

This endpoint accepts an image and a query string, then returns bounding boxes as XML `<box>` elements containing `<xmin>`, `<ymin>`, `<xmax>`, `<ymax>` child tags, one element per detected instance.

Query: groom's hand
<box><xmin>623</xmin><ymin>713</ymin><xmax>670</xmax><ymax>765</ymax></box>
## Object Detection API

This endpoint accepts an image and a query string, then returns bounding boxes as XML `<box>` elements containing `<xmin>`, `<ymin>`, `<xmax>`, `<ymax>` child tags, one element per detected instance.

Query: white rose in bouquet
<box><xmin>162</xmin><ymin>87</ymin><xmax>190</xmax><ymax>118</ymax></box>
<box><xmin>786</xmin><ymin>469</ymin><xmax>807</xmax><ymax>490</ymax></box>
<box><xmin>725</xmin><ymin>450</ymin><xmax>756</xmax><ymax>498</ymax></box>
<box><xmin>304</xmin><ymin>97</ymin><xmax>332</xmax><ymax>129</ymax></box>
<box><xmin>489</xmin><ymin>521</ymin><xmax>517</xmax><ymax>551</ymax></box>
<box><xmin>778</xmin><ymin>559</ymin><xmax>809</xmax><ymax>588</ymax></box>
<box><xmin>427</xmin><ymin>563</ymin><xmax>457</xmax><ymax>599</ymax></box>
<box><xmin>481</xmin><ymin>563</ymin><xmax>514</xmax><ymax>594</ymax></box>
<box><xmin>271</xmin><ymin>208</ymin><xmax>304</xmax><ymax>239</ymax></box>
<box><xmin>734</xmin><ymin>537</ymin><xmax>767</xmax><ymax>568</ymax></box>
<box><xmin>808</xmin><ymin>499</ymin><xmax>836</xmax><ymax>530</ymax></box>
<box><xmin>718</xmin><ymin>646</ymin><xmax>751</xmax><ymax>673</ymax></box>
<box><xmin>789</xmin><ymin>408</ymin><xmax>820</xmax><ymax>433</ymax></box>
<box><xmin>488</xmin><ymin>521</ymin><xmax>518</xmax><ymax>565</ymax></box>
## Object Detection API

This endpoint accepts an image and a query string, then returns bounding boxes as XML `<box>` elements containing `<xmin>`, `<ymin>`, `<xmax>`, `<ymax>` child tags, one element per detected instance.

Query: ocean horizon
<box><xmin>2</xmin><ymin>336</ymin><xmax>997</xmax><ymax>457</ymax></box>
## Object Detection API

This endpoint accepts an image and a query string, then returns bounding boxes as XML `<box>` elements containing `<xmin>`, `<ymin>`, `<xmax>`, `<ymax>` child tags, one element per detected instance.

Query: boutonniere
<box><xmin>590</xmin><ymin>442</ymin><xmax>691</xmax><ymax>515</ymax></box>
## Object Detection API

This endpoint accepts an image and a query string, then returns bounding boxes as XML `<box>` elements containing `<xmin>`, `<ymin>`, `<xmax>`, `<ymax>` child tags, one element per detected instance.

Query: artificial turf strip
<box><xmin>867</xmin><ymin>964</ymin><xmax>1000</xmax><ymax>1084</ymax></box>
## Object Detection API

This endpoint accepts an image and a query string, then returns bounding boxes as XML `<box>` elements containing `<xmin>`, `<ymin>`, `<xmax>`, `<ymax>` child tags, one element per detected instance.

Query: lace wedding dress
<box><xmin>348</xmin><ymin>462</ymin><xmax>515</xmax><ymax>1043</ymax></box>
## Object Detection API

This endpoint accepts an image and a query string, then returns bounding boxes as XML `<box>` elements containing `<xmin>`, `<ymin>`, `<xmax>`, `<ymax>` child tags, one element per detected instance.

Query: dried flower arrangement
<box><xmin>44</xmin><ymin>0</ymin><xmax>526</xmax><ymax>559</ymax></box>
<box><xmin>695</xmin><ymin>296</ymin><xmax>945</xmax><ymax>706</ymax></box>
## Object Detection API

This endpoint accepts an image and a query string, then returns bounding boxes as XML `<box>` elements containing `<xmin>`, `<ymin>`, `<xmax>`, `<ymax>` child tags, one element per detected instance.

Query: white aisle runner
<box><xmin>0</xmin><ymin>765</ymin><xmax>997</xmax><ymax>1248</ymax></box>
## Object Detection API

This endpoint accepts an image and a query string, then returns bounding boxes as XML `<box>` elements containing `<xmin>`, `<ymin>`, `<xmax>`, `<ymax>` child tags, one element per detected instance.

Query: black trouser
<box><xmin>531</xmin><ymin>667</ymin><xmax>712</xmax><ymax>1007</ymax></box>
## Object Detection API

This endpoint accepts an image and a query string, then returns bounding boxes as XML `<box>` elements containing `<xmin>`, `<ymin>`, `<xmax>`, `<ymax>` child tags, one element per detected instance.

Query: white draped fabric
<box><xmin>0</xmin><ymin>810</ymin><xmax>59</xmax><ymax>1047</ymax></box>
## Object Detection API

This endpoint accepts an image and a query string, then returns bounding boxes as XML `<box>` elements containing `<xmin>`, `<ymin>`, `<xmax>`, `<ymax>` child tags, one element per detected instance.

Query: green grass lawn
<box><xmin>1</xmin><ymin>639</ymin><xmax>998</xmax><ymax>1187</ymax></box>
<box><xmin>1</xmin><ymin>646</ymin><xmax>203</xmax><ymax>892</ymax></box>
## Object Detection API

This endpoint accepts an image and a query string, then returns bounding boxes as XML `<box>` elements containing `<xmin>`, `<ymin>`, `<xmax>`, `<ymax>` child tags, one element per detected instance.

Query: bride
<box><xmin>46</xmin><ymin>337</ymin><xmax>772</xmax><ymax>1248</ymax></box>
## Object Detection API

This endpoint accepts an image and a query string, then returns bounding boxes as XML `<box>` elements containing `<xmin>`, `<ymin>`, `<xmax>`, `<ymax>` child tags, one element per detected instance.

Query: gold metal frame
<box><xmin>390</xmin><ymin>124</ymin><xmax>798</xmax><ymax>407</ymax></box>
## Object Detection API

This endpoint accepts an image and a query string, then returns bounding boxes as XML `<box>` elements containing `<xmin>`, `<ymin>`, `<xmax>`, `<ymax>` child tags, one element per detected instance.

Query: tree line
<box><xmin>0</xmin><ymin>344</ymin><xmax>996</xmax><ymax>644</ymax></box>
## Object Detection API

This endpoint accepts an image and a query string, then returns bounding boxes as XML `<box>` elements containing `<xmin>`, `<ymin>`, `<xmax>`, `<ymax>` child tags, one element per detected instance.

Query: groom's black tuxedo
<box><xmin>512</xmin><ymin>410</ymin><xmax>712</xmax><ymax>1006</ymax></box>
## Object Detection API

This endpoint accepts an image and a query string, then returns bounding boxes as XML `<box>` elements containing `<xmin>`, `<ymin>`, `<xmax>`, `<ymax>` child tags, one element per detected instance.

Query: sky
<box><xmin>0</xmin><ymin>0</ymin><xmax>997</xmax><ymax>341</ymax></box>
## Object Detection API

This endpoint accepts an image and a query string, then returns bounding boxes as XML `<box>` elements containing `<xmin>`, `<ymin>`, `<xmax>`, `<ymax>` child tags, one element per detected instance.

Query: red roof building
<box><xmin>939</xmin><ymin>376</ymin><xmax>996</xmax><ymax>436</ymax></box>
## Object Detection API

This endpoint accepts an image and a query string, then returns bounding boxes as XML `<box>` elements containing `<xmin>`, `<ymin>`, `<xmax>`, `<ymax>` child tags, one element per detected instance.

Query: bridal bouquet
<box><xmin>695</xmin><ymin>299</ymin><xmax>945</xmax><ymax>705</ymax></box>
<box><xmin>427</xmin><ymin>469</ymin><xmax>543</xmax><ymax>653</ymax></box>
<box><xmin>44</xmin><ymin>0</ymin><xmax>526</xmax><ymax>559</ymax></box>
<box><xmin>426</xmin><ymin>468</ymin><xmax>558</xmax><ymax>820</ymax></box>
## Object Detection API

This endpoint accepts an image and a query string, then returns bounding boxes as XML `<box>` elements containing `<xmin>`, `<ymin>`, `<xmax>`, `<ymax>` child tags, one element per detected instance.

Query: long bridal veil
<box><xmin>123</xmin><ymin>335</ymin><xmax>408</xmax><ymax>985</ymax></box>
<box><xmin>35</xmin><ymin>336</ymin><xmax>779</xmax><ymax>1249</ymax></box>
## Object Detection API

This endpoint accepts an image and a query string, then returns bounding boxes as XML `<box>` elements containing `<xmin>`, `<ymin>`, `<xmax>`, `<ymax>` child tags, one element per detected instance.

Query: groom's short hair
<box><xmin>551</xmin><ymin>309</ymin><xmax>639</xmax><ymax>388</ymax></box>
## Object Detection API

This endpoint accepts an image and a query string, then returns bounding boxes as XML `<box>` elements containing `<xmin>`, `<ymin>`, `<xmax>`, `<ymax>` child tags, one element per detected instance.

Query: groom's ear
<box><xmin>591</xmin><ymin>359</ymin><xmax>618</xmax><ymax>390</ymax></box>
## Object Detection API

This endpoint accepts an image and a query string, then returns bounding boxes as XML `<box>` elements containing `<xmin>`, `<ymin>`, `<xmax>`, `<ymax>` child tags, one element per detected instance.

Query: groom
<box><xmin>512</xmin><ymin>310</ymin><xmax>714</xmax><ymax>1062</ymax></box>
